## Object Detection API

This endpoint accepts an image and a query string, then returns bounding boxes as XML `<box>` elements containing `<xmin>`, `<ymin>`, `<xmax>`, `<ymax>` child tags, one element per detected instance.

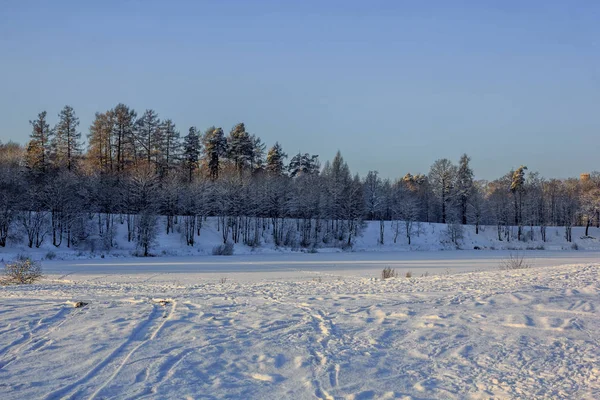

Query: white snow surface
<box><xmin>1</xmin><ymin>253</ymin><xmax>599</xmax><ymax>399</ymax></box>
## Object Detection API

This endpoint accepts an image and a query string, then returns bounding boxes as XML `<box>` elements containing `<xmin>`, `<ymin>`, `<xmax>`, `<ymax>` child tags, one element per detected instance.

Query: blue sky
<box><xmin>1</xmin><ymin>0</ymin><xmax>598</xmax><ymax>180</ymax></box>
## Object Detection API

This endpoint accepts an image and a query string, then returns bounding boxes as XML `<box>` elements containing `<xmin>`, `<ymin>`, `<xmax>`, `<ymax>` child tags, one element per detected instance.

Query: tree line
<box><xmin>0</xmin><ymin>104</ymin><xmax>598</xmax><ymax>254</ymax></box>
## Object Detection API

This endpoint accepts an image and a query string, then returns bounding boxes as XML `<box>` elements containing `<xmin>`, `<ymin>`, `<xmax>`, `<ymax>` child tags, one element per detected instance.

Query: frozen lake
<box><xmin>42</xmin><ymin>250</ymin><xmax>600</xmax><ymax>277</ymax></box>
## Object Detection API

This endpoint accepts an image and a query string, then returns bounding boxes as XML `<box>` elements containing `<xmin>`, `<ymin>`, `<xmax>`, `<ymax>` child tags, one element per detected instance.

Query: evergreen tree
<box><xmin>266</xmin><ymin>142</ymin><xmax>287</xmax><ymax>175</ymax></box>
<box><xmin>52</xmin><ymin>105</ymin><xmax>81</xmax><ymax>170</ymax></box>
<box><xmin>25</xmin><ymin>111</ymin><xmax>53</xmax><ymax>174</ymax></box>
<box><xmin>227</xmin><ymin>123</ymin><xmax>253</xmax><ymax>175</ymax></box>
<box><xmin>288</xmin><ymin>153</ymin><xmax>320</xmax><ymax>177</ymax></box>
<box><xmin>249</xmin><ymin>134</ymin><xmax>266</xmax><ymax>172</ymax></box>
<box><xmin>182</xmin><ymin>126</ymin><xmax>201</xmax><ymax>182</ymax></box>
<box><xmin>202</xmin><ymin>127</ymin><xmax>227</xmax><ymax>180</ymax></box>
<box><xmin>456</xmin><ymin>153</ymin><xmax>474</xmax><ymax>225</ymax></box>
<box><xmin>511</xmin><ymin>165</ymin><xmax>528</xmax><ymax>240</ymax></box>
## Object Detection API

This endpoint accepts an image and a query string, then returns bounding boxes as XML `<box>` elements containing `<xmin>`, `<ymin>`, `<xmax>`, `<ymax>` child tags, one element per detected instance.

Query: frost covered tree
<box><xmin>429</xmin><ymin>159</ymin><xmax>457</xmax><ymax>223</ymax></box>
<box><xmin>363</xmin><ymin>171</ymin><xmax>386</xmax><ymax>244</ymax></box>
<box><xmin>456</xmin><ymin>154</ymin><xmax>474</xmax><ymax>225</ymax></box>
<box><xmin>52</xmin><ymin>105</ymin><xmax>81</xmax><ymax>171</ymax></box>
<box><xmin>288</xmin><ymin>153</ymin><xmax>320</xmax><ymax>177</ymax></box>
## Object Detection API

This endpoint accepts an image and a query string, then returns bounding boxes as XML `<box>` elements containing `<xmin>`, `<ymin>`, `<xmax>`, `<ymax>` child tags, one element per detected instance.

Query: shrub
<box><xmin>212</xmin><ymin>242</ymin><xmax>234</xmax><ymax>256</ymax></box>
<box><xmin>2</xmin><ymin>258</ymin><xmax>43</xmax><ymax>285</ymax></box>
<box><xmin>45</xmin><ymin>250</ymin><xmax>57</xmax><ymax>260</ymax></box>
<box><xmin>381</xmin><ymin>267</ymin><xmax>397</xmax><ymax>280</ymax></box>
<box><xmin>571</xmin><ymin>243</ymin><xmax>579</xmax><ymax>250</ymax></box>
<box><xmin>499</xmin><ymin>252</ymin><xmax>531</xmax><ymax>270</ymax></box>
<box><xmin>405</xmin><ymin>271</ymin><xmax>412</xmax><ymax>278</ymax></box>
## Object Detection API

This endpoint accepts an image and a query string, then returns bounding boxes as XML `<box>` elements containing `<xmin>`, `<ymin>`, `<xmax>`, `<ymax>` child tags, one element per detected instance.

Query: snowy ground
<box><xmin>1</xmin><ymin>254</ymin><xmax>599</xmax><ymax>399</ymax></box>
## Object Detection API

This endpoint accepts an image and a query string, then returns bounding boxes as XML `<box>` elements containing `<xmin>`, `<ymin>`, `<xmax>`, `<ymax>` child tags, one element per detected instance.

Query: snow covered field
<box><xmin>1</xmin><ymin>253</ymin><xmax>599</xmax><ymax>399</ymax></box>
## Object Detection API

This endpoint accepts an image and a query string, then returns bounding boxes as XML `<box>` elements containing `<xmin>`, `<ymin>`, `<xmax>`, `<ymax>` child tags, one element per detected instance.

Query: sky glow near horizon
<box><xmin>0</xmin><ymin>0</ymin><xmax>598</xmax><ymax>180</ymax></box>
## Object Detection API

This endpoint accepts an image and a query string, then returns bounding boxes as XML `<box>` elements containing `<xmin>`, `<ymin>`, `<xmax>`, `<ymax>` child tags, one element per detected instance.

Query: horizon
<box><xmin>1</xmin><ymin>0</ymin><xmax>598</xmax><ymax>181</ymax></box>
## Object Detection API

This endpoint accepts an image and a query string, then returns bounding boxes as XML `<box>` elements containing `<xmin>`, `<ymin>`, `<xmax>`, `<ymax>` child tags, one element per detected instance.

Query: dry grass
<box><xmin>381</xmin><ymin>267</ymin><xmax>397</xmax><ymax>280</ymax></box>
<box><xmin>499</xmin><ymin>252</ymin><xmax>531</xmax><ymax>270</ymax></box>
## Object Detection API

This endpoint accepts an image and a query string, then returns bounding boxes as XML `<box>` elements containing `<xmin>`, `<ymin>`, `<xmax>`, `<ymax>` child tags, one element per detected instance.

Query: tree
<box><xmin>112</xmin><ymin>103</ymin><xmax>137</xmax><ymax>171</ymax></box>
<box><xmin>456</xmin><ymin>154</ymin><xmax>474</xmax><ymax>225</ymax></box>
<box><xmin>266</xmin><ymin>142</ymin><xmax>287</xmax><ymax>175</ymax></box>
<box><xmin>158</xmin><ymin>119</ymin><xmax>181</xmax><ymax>177</ymax></box>
<box><xmin>25</xmin><ymin>111</ymin><xmax>53</xmax><ymax>174</ymax></box>
<box><xmin>227</xmin><ymin>123</ymin><xmax>254</xmax><ymax>176</ymax></box>
<box><xmin>52</xmin><ymin>105</ymin><xmax>81</xmax><ymax>170</ymax></box>
<box><xmin>88</xmin><ymin>110</ymin><xmax>114</xmax><ymax>173</ymax></box>
<box><xmin>288</xmin><ymin>153</ymin><xmax>320</xmax><ymax>177</ymax></box>
<box><xmin>0</xmin><ymin>143</ymin><xmax>23</xmax><ymax>246</ymax></box>
<box><xmin>203</xmin><ymin>127</ymin><xmax>227</xmax><ymax>180</ymax></box>
<box><xmin>429</xmin><ymin>159</ymin><xmax>457</xmax><ymax>223</ymax></box>
<box><xmin>510</xmin><ymin>165</ymin><xmax>527</xmax><ymax>240</ymax></box>
<box><xmin>134</xmin><ymin>109</ymin><xmax>162</xmax><ymax>167</ymax></box>
<box><xmin>182</xmin><ymin>127</ymin><xmax>201</xmax><ymax>182</ymax></box>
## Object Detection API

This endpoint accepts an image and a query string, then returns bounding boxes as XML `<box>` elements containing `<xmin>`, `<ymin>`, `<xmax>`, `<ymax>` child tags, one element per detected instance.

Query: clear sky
<box><xmin>1</xmin><ymin>0</ymin><xmax>598</xmax><ymax>180</ymax></box>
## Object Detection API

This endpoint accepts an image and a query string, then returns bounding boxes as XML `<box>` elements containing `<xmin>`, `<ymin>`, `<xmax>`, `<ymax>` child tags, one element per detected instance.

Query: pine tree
<box><xmin>52</xmin><ymin>105</ymin><xmax>81</xmax><ymax>171</ymax></box>
<box><xmin>511</xmin><ymin>165</ymin><xmax>528</xmax><ymax>240</ymax></box>
<box><xmin>25</xmin><ymin>111</ymin><xmax>53</xmax><ymax>174</ymax></box>
<box><xmin>249</xmin><ymin>134</ymin><xmax>265</xmax><ymax>172</ymax></box>
<box><xmin>227</xmin><ymin>123</ymin><xmax>253</xmax><ymax>175</ymax></box>
<box><xmin>182</xmin><ymin>126</ymin><xmax>201</xmax><ymax>182</ymax></box>
<box><xmin>203</xmin><ymin>126</ymin><xmax>227</xmax><ymax>181</ymax></box>
<box><xmin>456</xmin><ymin>154</ymin><xmax>474</xmax><ymax>225</ymax></box>
<box><xmin>288</xmin><ymin>153</ymin><xmax>320</xmax><ymax>177</ymax></box>
<box><xmin>266</xmin><ymin>142</ymin><xmax>287</xmax><ymax>175</ymax></box>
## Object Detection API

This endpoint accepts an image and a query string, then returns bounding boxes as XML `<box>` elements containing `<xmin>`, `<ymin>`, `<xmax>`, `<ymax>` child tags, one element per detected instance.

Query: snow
<box><xmin>1</xmin><ymin>218</ymin><xmax>599</xmax><ymax>262</ymax></box>
<box><xmin>1</xmin><ymin>253</ymin><xmax>599</xmax><ymax>399</ymax></box>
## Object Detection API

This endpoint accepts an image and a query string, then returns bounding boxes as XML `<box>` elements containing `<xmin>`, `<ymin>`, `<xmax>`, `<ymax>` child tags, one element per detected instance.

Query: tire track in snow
<box><xmin>43</xmin><ymin>300</ymin><xmax>175</xmax><ymax>400</ymax></box>
<box><xmin>0</xmin><ymin>305</ymin><xmax>78</xmax><ymax>371</ymax></box>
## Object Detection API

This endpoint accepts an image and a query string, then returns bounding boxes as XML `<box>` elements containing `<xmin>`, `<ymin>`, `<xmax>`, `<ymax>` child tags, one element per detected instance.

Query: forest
<box><xmin>0</xmin><ymin>104</ymin><xmax>598</xmax><ymax>254</ymax></box>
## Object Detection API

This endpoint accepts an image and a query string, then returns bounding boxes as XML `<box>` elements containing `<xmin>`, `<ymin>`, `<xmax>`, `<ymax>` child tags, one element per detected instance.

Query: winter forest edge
<box><xmin>0</xmin><ymin>104</ymin><xmax>599</xmax><ymax>256</ymax></box>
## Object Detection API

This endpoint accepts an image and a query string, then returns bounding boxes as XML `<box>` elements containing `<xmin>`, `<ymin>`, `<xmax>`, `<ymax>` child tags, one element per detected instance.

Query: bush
<box><xmin>212</xmin><ymin>242</ymin><xmax>234</xmax><ymax>256</ymax></box>
<box><xmin>2</xmin><ymin>258</ymin><xmax>43</xmax><ymax>285</ymax></box>
<box><xmin>571</xmin><ymin>243</ymin><xmax>579</xmax><ymax>250</ymax></box>
<box><xmin>44</xmin><ymin>250</ymin><xmax>56</xmax><ymax>260</ymax></box>
<box><xmin>405</xmin><ymin>271</ymin><xmax>412</xmax><ymax>278</ymax></box>
<box><xmin>499</xmin><ymin>253</ymin><xmax>531</xmax><ymax>270</ymax></box>
<box><xmin>381</xmin><ymin>267</ymin><xmax>397</xmax><ymax>280</ymax></box>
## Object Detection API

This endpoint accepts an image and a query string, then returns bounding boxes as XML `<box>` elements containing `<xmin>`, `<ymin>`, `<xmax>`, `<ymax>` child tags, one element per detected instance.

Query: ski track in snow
<box><xmin>0</xmin><ymin>262</ymin><xmax>599</xmax><ymax>399</ymax></box>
